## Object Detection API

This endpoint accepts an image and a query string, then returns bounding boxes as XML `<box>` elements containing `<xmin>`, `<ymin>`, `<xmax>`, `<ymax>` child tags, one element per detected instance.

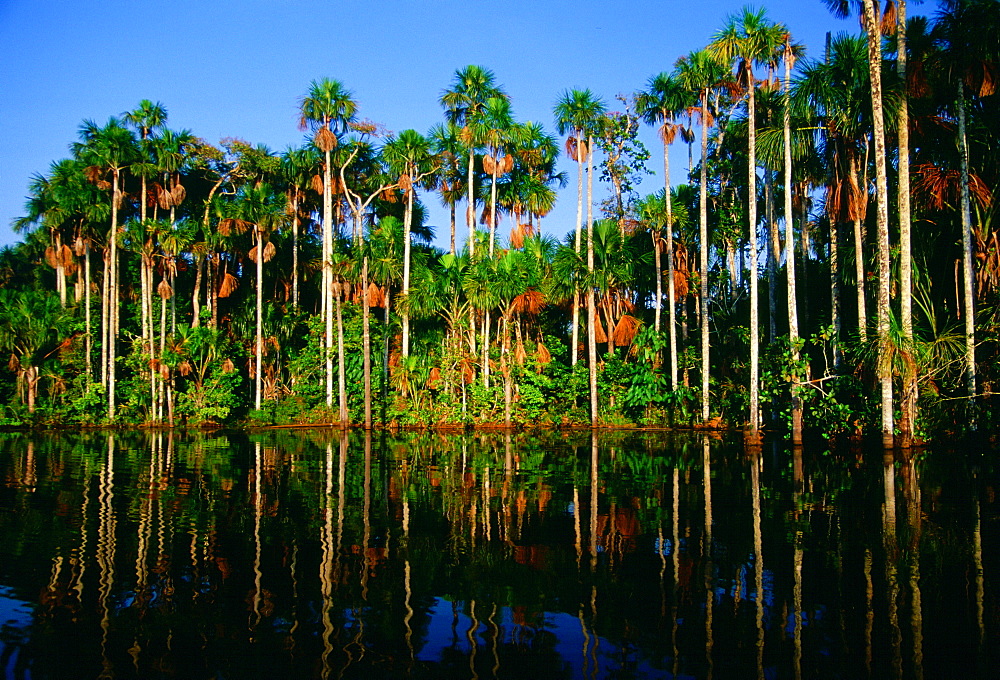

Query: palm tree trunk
<box><xmin>897</xmin><ymin>0</ymin><xmax>916</xmax><ymax>445</ymax></box>
<box><xmin>255</xmin><ymin>230</ymin><xmax>263</xmax><ymax>412</ymax></box>
<box><xmin>654</xmin><ymin>233</ymin><xmax>663</xmax><ymax>334</ymax></box>
<box><xmin>747</xmin><ymin>84</ymin><xmax>760</xmax><ymax>437</ymax></box>
<box><xmin>853</xmin><ymin>214</ymin><xmax>868</xmax><ymax>343</ymax></box>
<box><xmin>158</xmin><ymin>284</ymin><xmax>167</xmax><ymax>422</ymax></box>
<box><xmin>85</xmin><ymin>238</ymin><xmax>92</xmax><ymax>383</ymax></box>
<box><xmin>108</xmin><ymin>171</ymin><xmax>120</xmax><ymax>421</ymax></box>
<box><xmin>489</xmin><ymin>162</ymin><xmax>498</xmax><ymax>257</ymax></box>
<box><xmin>862</xmin><ymin>0</ymin><xmax>894</xmax><ymax>447</ymax></box>
<box><xmin>766</xmin><ymin>174</ymin><xmax>779</xmax><ymax>344</ymax></box>
<box><xmin>402</xmin><ymin>183</ymin><xmax>413</xmax><ymax>358</ymax></box>
<box><xmin>957</xmin><ymin>84</ymin><xmax>977</xmax><ymax>415</ymax></box>
<box><xmin>699</xmin><ymin>90</ymin><xmax>711</xmax><ymax>423</ymax></box>
<box><xmin>324</xmin><ymin>147</ymin><xmax>334</xmax><ymax>408</ymax></box>
<box><xmin>336</xmin><ymin>288</ymin><xmax>347</xmax><ymax>426</ymax></box>
<box><xmin>293</xmin><ymin>192</ymin><xmax>300</xmax><ymax>309</ymax></box>
<box><xmin>664</xmin><ymin>140</ymin><xmax>678</xmax><ymax>391</ymax></box>
<box><xmin>587</xmin><ymin>138</ymin><xmax>598</xmax><ymax>427</ymax></box>
<box><xmin>363</xmin><ymin>256</ymin><xmax>372</xmax><ymax>429</ymax></box>
<box><xmin>572</xmin><ymin>130</ymin><xmax>584</xmax><ymax>367</ymax></box>
<box><xmin>785</xmin><ymin>51</ymin><xmax>803</xmax><ymax>444</ymax></box>
<box><xmin>101</xmin><ymin>247</ymin><xmax>109</xmax><ymax>388</ymax></box>
<box><xmin>192</xmin><ymin>254</ymin><xmax>203</xmax><ymax>328</ymax></box>
<box><xmin>467</xmin><ymin>147</ymin><xmax>476</xmax><ymax>259</ymax></box>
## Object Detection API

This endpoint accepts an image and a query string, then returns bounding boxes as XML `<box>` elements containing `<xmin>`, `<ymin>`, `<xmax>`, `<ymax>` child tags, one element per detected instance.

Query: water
<box><xmin>0</xmin><ymin>430</ymin><xmax>995</xmax><ymax>679</ymax></box>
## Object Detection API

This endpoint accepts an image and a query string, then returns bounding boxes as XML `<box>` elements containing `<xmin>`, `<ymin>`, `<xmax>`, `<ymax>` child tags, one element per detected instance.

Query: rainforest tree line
<box><xmin>4</xmin><ymin>0</ymin><xmax>998</xmax><ymax>444</ymax></box>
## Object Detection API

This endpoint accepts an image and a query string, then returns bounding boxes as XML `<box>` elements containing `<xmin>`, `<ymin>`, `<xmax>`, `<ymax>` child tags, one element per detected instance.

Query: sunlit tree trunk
<box><xmin>862</xmin><ymin>0</ymin><xmax>894</xmax><ymax>446</ymax></box>
<box><xmin>897</xmin><ymin>0</ymin><xmax>916</xmax><ymax>445</ymax></box>
<box><xmin>747</xmin><ymin>83</ymin><xmax>761</xmax><ymax>437</ymax></box>
<box><xmin>785</xmin><ymin>50</ymin><xmax>803</xmax><ymax>443</ymax></box>
<box><xmin>957</xmin><ymin>85</ymin><xmax>977</xmax><ymax>417</ymax></box>
<box><xmin>587</xmin><ymin>138</ymin><xmax>598</xmax><ymax>426</ymax></box>
<box><xmin>699</xmin><ymin>89</ymin><xmax>711</xmax><ymax>423</ymax></box>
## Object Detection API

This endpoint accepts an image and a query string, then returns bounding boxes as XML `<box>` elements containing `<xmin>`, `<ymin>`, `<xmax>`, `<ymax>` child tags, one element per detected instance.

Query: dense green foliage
<box><xmin>5</xmin><ymin>1</ymin><xmax>999</xmax><ymax>442</ymax></box>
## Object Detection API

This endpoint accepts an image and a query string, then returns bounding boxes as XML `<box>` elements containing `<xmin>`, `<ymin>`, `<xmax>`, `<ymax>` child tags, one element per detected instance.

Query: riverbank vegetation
<box><xmin>4</xmin><ymin>1</ymin><xmax>998</xmax><ymax>444</ymax></box>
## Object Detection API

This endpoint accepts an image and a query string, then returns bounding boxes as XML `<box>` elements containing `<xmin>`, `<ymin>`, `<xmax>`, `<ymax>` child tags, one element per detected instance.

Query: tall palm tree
<box><xmin>72</xmin><ymin>117</ymin><xmax>138</xmax><ymax>421</ymax></box>
<box><xmin>636</xmin><ymin>72</ymin><xmax>691</xmax><ymax>389</ymax></box>
<box><xmin>440</xmin><ymin>66</ymin><xmax>507</xmax><ymax>260</ymax></box>
<box><xmin>554</xmin><ymin>89</ymin><xmax>606</xmax><ymax>371</ymax></box>
<box><xmin>383</xmin><ymin>129</ymin><xmax>436</xmax><ymax>359</ymax></box>
<box><xmin>676</xmin><ymin>49</ymin><xmax>731</xmax><ymax>424</ymax></box>
<box><xmin>711</xmin><ymin>5</ymin><xmax>787</xmax><ymax>438</ymax></box>
<box><xmin>428</xmin><ymin>122</ymin><xmax>467</xmax><ymax>255</ymax></box>
<box><xmin>299</xmin><ymin>78</ymin><xmax>357</xmax><ymax>410</ymax></box>
<box><xmin>822</xmin><ymin>0</ymin><xmax>895</xmax><ymax>446</ymax></box>
<box><xmin>933</xmin><ymin>0</ymin><xmax>1000</xmax><ymax>421</ymax></box>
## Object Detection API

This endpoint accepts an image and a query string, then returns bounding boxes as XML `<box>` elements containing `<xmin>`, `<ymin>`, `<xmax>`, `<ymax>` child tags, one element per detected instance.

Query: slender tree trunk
<box><xmin>489</xmin><ymin>161</ymin><xmax>498</xmax><ymax>257</ymax></box>
<box><xmin>363</xmin><ymin>256</ymin><xmax>372</xmax><ymax>429</ymax></box>
<box><xmin>192</xmin><ymin>254</ymin><xmax>203</xmax><ymax>328</ymax></box>
<box><xmin>587</xmin><ymin>139</ymin><xmax>598</xmax><ymax>427</ymax></box>
<box><xmin>572</xmin><ymin>130</ymin><xmax>584</xmax><ymax>367</ymax></box>
<box><xmin>323</xmin><ymin>147</ymin><xmax>334</xmax><ymax>408</ymax></box>
<box><xmin>336</xmin><ymin>287</ymin><xmax>347</xmax><ymax>426</ymax></box>
<box><xmin>158</xmin><ymin>282</ymin><xmax>167</xmax><ymax>422</ymax></box>
<box><xmin>747</xmin><ymin>85</ymin><xmax>760</xmax><ymax>437</ymax></box>
<box><xmin>85</xmin><ymin>238</ymin><xmax>92</xmax><ymax>383</ymax></box>
<box><xmin>897</xmin><ymin>0</ymin><xmax>916</xmax><ymax>445</ymax></box>
<box><xmin>467</xmin><ymin>148</ymin><xmax>476</xmax><ymax>259</ymax></box>
<box><xmin>402</xmin><ymin>182</ymin><xmax>413</xmax><ymax>358</ymax></box>
<box><xmin>664</xmin><ymin>129</ymin><xmax>678</xmax><ymax>391</ymax></box>
<box><xmin>449</xmin><ymin>201</ymin><xmax>456</xmax><ymax>256</ymax></box>
<box><xmin>863</xmin><ymin>0</ymin><xmax>894</xmax><ymax>447</ymax></box>
<box><xmin>957</xmin><ymin>84</ymin><xmax>977</xmax><ymax>418</ymax></box>
<box><xmin>101</xmin><ymin>247</ymin><xmax>109</xmax><ymax>388</ymax></box>
<box><xmin>292</xmin><ymin>193</ymin><xmax>300</xmax><ymax>310</ymax></box>
<box><xmin>766</xmin><ymin>174</ymin><xmax>779</xmax><ymax>344</ymax></box>
<box><xmin>785</xmin><ymin>51</ymin><xmax>803</xmax><ymax>444</ymax></box>
<box><xmin>107</xmin><ymin>171</ymin><xmax>120</xmax><ymax>421</ymax></box>
<box><xmin>699</xmin><ymin>90</ymin><xmax>711</xmax><ymax>423</ymax></box>
<box><xmin>255</xmin><ymin>230</ymin><xmax>263</xmax><ymax>412</ymax></box>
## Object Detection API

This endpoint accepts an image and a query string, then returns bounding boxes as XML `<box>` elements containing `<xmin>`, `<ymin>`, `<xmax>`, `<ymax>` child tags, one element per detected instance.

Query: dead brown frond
<box><xmin>512</xmin><ymin>289</ymin><xmax>545</xmax><ymax>316</ymax></box>
<box><xmin>612</xmin><ymin>314</ymin><xmax>642</xmax><ymax>347</ymax></box>
<box><xmin>367</xmin><ymin>283</ymin><xmax>386</xmax><ymax>308</ymax></box>
<box><xmin>218</xmin><ymin>218</ymin><xmax>251</xmax><ymax>236</ymax></box>
<box><xmin>513</xmin><ymin>341</ymin><xmax>527</xmax><ymax>366</ymax></box>
<box><xmin>427</xmin><ymin>366</ymin><xmax>441</xmax><ymax>389</ymax></box>
<box><xmin>171</xmin><ymin>177</ymin><xmax>186</xmax><ymax>205</ymax></box>
<box><xmin>881</xmin><ymin>0</ymin><xmax>897</xmax><ymax>36</ymax></box>
<box><xmin>178</xmin><ymin>360</ymin><xmax>193</xmax><ymax>377</ymax></box>
<box><xmin>74</xmin><ymin>237</ymin><xmax>86</xmax><ymax>257</ymax></box>
<box><xmin>44</xmin><ymin>246</ymin><xmax>57</xmax><ymax>269</ymax></box>
<box><xmin>158</xmin><ymin>279</ymin><xmax>173</xmax><ymax>300</ymax></box>
<box><xmin>315</xmin><ymin>127</ymin><xmax>337</xmax><ymax>153</ymax></box>
<box><xmin>593</xmin><ymin>311</ymin><xmax>608</xmax><ymax>344</ymax></box>
<box><xmin>536</xmin><ymin>342</ymin><xmax>551</xmax><ymax>365</ymax></box>
<box><xmin>222</xmin><ymin>357</ymin><xmax>236</xmax><ymax>373</ymax></box>
<box><xmin>218</xmin><ymin>272</ymin><xmax>239</xmax><ymax>298</ymax></box>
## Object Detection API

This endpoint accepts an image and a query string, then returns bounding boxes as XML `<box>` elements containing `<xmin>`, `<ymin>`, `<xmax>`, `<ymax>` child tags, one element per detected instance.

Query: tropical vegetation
<box><xmin>4</xmin><ymin>0</ymin><xmax>998</xmax><ymax>446</ymax></box>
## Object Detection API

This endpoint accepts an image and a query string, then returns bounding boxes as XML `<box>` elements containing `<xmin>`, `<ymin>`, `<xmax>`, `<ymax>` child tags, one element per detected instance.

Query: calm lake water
<box><xmin>0</xmin><ymin>430</ymin><xmax>996</xmax><ymax>679</ymax></box>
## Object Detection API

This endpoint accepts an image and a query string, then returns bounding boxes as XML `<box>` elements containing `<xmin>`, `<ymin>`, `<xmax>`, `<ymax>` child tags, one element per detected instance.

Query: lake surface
<box><xmin>0</xmin><ymin>430</ymin><xmax>996</xmax><ymax>679</ymax></box>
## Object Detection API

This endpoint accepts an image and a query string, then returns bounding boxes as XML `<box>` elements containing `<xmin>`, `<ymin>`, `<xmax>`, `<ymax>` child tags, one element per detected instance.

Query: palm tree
<box><xmin>299</xmin><ymin>78</ymin><xmax>357</xmax><ymax>410</ymax></box>
<box><xmin>383</xmin><ymin>129</ymin><xmax>436</xmax><ymax>359</ymax></box>
<box><xmin>0</xmin><ymin>289</ymin><xmax>70</xmax><ymax>414</ymax></box>
<box><xmin>554</xmin><ymin>89</ymin><xmax>606</xmax><ymax>372</ymax></box>
<box><xmin>440</xmin><ymin>66</ymin><xmax>507</xmax><ymax>259</ymax></box>
<box><xmin>280</xmin><ymin>145</ymin><xmax>319</xmax><ymax>310</ymax></box>
<box><xmin>821</xmin><ymin>1</ymin><xmax>895</xmax><ymax>445</ymax></box>
<box><xmin>72</xmin><ymin>117</ymin><xmax>138</xmax><ymax>421</ymax></box>
<box><xmin>710</xmin><ymin>5</ymin><xmax>787</xmax><ymax>438</ymax></box>
<box><xmin>933</xmin><ymin>0</ymin><xmax>1000</xmax><ymax>421</ymax></box>
<box><xmin>636</xmin><ymin>72</ymin><xmax>691</xmax><ymax>389</ymax></box>
<box><xmin>676</xmin><ymin>49</ymin><xmax>730</xmax><ymax>424</ymax></box>
<box><xmin>428</xmin><ymin>122</ymin><xmax>467</xmax><ymax>255</ymax></box>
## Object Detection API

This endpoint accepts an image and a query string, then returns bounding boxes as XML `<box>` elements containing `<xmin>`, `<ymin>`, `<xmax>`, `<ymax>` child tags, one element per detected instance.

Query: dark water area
<box><xmin>0</xmin><ymin>430</ymin><xmax>996</xmax><ymax>679</ymax></box>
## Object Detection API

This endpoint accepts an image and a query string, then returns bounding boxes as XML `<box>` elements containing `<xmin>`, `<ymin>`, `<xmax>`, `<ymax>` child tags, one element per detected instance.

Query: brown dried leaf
<box><xmin>218</xmin><ymin>272</ymin><xmax>239</xmax><ymax>298</ymax></box>
<box><xmin>158</xmin><ymin>279</ymin><xmax>173</xmax><ymax>299</ymax></box>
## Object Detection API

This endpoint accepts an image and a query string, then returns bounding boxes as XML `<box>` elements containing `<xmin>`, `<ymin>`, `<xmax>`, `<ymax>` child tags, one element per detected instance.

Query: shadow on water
<box><xmin>0</xmin><ymin>429</ymin><xmax>996</xmax><ymax>679</ymax></box>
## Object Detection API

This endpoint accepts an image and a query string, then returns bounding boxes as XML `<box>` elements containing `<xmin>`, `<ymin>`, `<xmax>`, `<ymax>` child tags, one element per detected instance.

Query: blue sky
<box><xmin>0</xmin><ymin>0</ymin><xmax>933</xmax><ymax>251</ymax></box>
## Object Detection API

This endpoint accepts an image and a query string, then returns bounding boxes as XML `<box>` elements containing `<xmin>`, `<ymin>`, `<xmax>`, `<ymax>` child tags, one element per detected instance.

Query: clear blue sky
<box><xmin>0</xmin><ymin>0</ymin><xmax>933</xmax><ymax>251</ymax></box>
